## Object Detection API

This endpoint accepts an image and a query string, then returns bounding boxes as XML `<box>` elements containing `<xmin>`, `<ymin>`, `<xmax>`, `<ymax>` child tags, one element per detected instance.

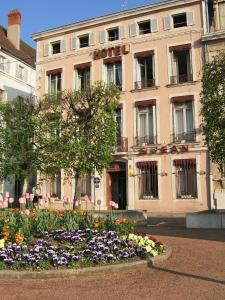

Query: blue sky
<box><xmin>0</xmin><ymin>0</ymin><xmax>158</xmax><ymax>48</ymax></box>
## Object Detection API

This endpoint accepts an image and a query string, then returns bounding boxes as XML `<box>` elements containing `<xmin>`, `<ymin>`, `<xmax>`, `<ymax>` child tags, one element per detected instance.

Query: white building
<box><xmin>0</xmin><ymin>9</ymin><xmax>36</xmax><ymax>198</ymax></box>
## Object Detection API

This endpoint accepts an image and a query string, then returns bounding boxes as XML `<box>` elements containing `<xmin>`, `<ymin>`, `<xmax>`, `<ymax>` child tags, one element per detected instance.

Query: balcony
<box><xmin>170</xmin><ymin>73</ymin><xmax>193</xmax><ymax>85</ymax></box>
<box><xmin>172</xmin><ymin>131</ymin><xmax>196</xmax><ymax>143</ymax></box>
<box><xmin>134</xmin><ymin>135</ymin><xmax>157</xmax><ymax>147</ymax></box>
<box><xmin>116</xmin><ymin>137</ymin><xmax>128</xmax><ymax>152</ymax></box>
<box><xmin>134</xmin><ymin>79</ymin><xmax>155</xmax><ymax>90</ymax></box>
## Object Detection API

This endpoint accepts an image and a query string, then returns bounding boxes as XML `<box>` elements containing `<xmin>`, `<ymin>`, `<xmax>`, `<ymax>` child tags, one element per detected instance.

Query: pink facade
<box><xmin>33</xmin><ymin>0</ymin><xmax>210</xmax><ymax>213</ymax></box>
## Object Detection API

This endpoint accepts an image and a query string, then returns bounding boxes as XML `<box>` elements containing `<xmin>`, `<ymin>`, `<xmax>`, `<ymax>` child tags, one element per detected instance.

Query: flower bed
<box><xmin>0</xmin><ymin>209</ymin><xmax>165</xmax><ymax>270</ymax></box>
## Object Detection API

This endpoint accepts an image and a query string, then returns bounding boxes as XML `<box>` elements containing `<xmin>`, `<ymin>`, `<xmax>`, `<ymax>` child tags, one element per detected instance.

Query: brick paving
<box><xmin>0</xmin><ymin>222</ymin><xmax>224</xmax><ymax>300</ymax></box>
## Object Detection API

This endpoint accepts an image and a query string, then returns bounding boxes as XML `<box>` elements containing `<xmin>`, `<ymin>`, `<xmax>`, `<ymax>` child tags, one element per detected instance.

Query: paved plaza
<box><xmin>0</xmin><ymin>218</ymin><xmax>224</xmax><ymax>300</ymax></box>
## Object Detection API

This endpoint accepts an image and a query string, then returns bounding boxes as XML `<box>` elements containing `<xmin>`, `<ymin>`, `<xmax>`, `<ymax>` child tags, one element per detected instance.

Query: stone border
<box><xmin>0</xmin><ymin>246</ymin><xmax>171</xmax><ymax>279</ymax></box>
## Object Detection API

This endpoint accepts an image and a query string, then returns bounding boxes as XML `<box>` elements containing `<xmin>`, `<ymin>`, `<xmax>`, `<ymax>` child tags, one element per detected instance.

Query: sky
<box><xmin>0</xmin><ymin>0</ymin><xmax>158</xmax><ymax>48</ymax></box>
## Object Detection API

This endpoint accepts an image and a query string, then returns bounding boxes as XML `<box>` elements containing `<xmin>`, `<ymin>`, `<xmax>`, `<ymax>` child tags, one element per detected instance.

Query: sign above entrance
<box><xmin>93</xmin><ymin>45</ymin><xmax>130</xmax><ymax>60</ymax></box>
<box><xmin>138</xmin><ymin>145</ymin><xmax>189</xmax><ymax>155</ymax></box>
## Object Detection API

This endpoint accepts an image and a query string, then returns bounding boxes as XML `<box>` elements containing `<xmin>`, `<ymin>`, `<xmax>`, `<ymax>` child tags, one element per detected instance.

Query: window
<box><xmin>106</xmin><ymin>61</ymin><xmax>122</xmax><ymax>87</ymax></box>
<box><xmin>174</xmin><ymin>159</ymin><xmax>197</xmax><ymax>199</ymax></box>
<box><xmin>48</xmin><ymin>73</ymin><xmax>62</xmax><ymax>94</ymax></box>
<box><xmin>138</xmin><ymin>20</ymin><xmax>151</xmax><ymax>35</ymax></box>
<box><xmin>78</xmin><ymin>174</ymin><xmax>91</xmax><ymax>197</ymax></box>
<box><xmin>0</xmin><ymin>56</ymin><xmax>8</xmax><ymax>72</ymax></box>
<box><xmin>16</xmin><ymin>65</ymin><xmax>27</xmax><ymax>81</ymax></box>
<box><xmin>46</xmin><ymin>172</ymin><xmax>61</xmax><ymax>199</ymax></box>
<box><xmin>116</xmin><ymin>108</ymin><xmax>122</xmax><ymax>138</ymax></box>
<box><xmin>107</xmin><ymin>27</ymin><xmax>119</xmax><ymax>41</ymax></box>
<box><xmin>173</xmin><ymin>13</ymin><xmax>187</xmax><ymax>28</ymax></box>
<box><xmin>51</xmin><ymin>41</ymin><xmax>61</xmax><ymax>54</ymax></box>
<box><xmin>171</xmin><ymin>48</ymin><xmax>192</xmax><ymax>84</ymax></box>
<box><xmin>137</xmin><ymin>161</ymin><xmax>158</xmax><ymax>199</ymax></box>
<box><xmin>79</xmin><ymin>35</ymin><xmax>89</xmax><ymax>48</ymax></box>
<box><xmin>173</xmin><ymin>101</ymin><xmax>195</xmax><ymax>142</ymax></box>
<box><xmin>136</xmin><ymin>55</ymin><xmax>155</xmax><ymax>89</ymax></box>
<box><xmin>135</xmin><ymin>105</ymin><xmax>156</xmax><ymax>146</ymax></box>
<box><xmin>77</xmin><ymin>67</ymin><xmax>90</xmax><ymax>90</ymax></box>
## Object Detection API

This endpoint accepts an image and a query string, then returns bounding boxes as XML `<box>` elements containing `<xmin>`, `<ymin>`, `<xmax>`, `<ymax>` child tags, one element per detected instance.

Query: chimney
<box><xmin>7</xmin><ymin>9</ymin><xmax>21</xmax><ymax>50</ymax></box>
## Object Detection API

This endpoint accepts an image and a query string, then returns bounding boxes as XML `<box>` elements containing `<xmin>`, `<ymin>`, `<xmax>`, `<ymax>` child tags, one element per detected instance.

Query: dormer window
<box><xmin>79</xmin><ymin>35</ymin><xmax>89</xmax><ymax>48</ymax></box>
<box><xmin>138</xmin><ymin>20</ymin><xmax>151</xmax><ymax>35</ymax></box>
<box><xmin>51</xmin><ymin>41</ymin><xmax>61</xmax><ymax>54</ymax></box>
<box><xmin>107</xmin><ymin>27</ymin><xmax>119</xmax><ymax>41</ymax></box>
<box><xmin>173</xmin><ymin>13</ymin><xmax>187</xmax><ymax>28</ymax></box>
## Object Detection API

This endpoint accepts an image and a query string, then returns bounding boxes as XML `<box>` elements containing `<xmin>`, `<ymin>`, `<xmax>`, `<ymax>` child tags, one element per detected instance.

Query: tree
<box><xmin>35</xmin><ymin>82</ymin><xmax>120</xmax><ymax>208</ymax></box>
<box><xmin>0</xmin><ymin>96</ymin><xmax>37</xmax><ymax>196</ymax></box>
<box><xmin>201</xmin><ymin>51</ymin><xmax>225</xmax><ymax>176</ymax></box>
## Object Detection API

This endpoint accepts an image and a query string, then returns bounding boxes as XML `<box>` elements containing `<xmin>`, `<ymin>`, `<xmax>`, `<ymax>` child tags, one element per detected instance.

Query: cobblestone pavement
<box><xmin>0</xmin><ymin>223</ymin><xmax>224</xmax><ymax>300</ymax></box>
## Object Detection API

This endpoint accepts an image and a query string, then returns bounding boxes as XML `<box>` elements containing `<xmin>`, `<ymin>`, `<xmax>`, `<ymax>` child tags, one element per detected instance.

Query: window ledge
<box><xmin>166</xmin><ymin>81</ymin><xmax>198</xmax><ymax>88</ymax></box>
<box><xmin>130</xmin><ymin>86</ymin><xmax>159</xmax><ymax>93</ymax></box>
<box><xmin>138</xmin><ymin>198</ymin><xmax>160</xmax><ymax>201</ymax></box>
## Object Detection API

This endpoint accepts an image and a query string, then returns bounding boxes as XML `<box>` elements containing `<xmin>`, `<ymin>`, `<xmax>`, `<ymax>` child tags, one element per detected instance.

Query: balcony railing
<box><xmin>116</xmin><ymin>137</ymin><xmax>128</xmax><ymax>152</ymax></box>
<box><xmin>170</xmin><ymin>73</ymin><xmax>193</xmax><ymax>84</ymax></box>
<box><xmin>134</xmin><ymin>135</ymin><xmax>157</xmax><ymax>146</ymax></box>
<box><xmin>135</xmin><ymin>79</ymin><xmax>155</xmax><ymax>90</ymax></box>
<box><xmin>172</xmin><ymin>131</ymin><xmax>196</xmax><ymax>143</ymax></box>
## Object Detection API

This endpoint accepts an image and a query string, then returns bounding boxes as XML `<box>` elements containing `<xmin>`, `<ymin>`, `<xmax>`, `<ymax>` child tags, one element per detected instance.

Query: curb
<box><xmin>0</xmin><ymin>246</ymin><xmax>171</xmax><ymax>279</ymax></box>
<box><xmin>147</xmin><ymin>245</ymin><xmax>172</xmax><ymax>266</ymax></box>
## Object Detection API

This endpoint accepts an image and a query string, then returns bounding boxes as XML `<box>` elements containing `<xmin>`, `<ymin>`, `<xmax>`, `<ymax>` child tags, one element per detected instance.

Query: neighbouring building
<box><xmin>32</xmin><ymin>0</ymin><xmax>211</xmax><ymax>213</ymax></box>
<box><xmin>202</xmin><ymin>0</ymin><xmax>225</xmax><ymax>209</ymax></box>
<box><xmin>0</xmin><ymin>9</ymin><xmax>36</xmax><ymax>198</ymax></box>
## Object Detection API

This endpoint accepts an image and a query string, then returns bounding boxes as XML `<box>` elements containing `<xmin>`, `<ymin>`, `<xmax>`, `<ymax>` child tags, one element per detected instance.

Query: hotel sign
<box><xmin>93</xmin><ymin>45</ymin><xmax>130</xmax><ymax>60</ymax></box>
<box><xmin>139</xmin><ymin>145</ymin><xmax>189</xmax><ymax>155</ymax></box>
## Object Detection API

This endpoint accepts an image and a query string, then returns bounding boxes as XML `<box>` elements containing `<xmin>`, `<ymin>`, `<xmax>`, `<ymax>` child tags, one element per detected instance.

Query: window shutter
<box><xmin>24</xmin><ymin>69</ymin><xmax>28</xmax><ymax>82</ymax></box>
<box><xmin>163</xmin><ymin>16</ymin><xmax>171</xmax><ymax>30</ymax></box>
<box><xmin>89</xmin><ymin>33</ymin><xmax>95</xmax><ymax>46</ymax></box>
<box><xmin>151</xmin><ymin>19</ymin><xmax>158</xmax><ymax>33</ymax></box>
<box><xmin>187</xmin><ymin>12</ymin><xmax>194</xmax><ymax>26</ymax></box>
<box><xmin>99</xmin><ymin>31</ymin><xmax>105</xmax><ymax>44</ymax></box>
<box><xmin>60</xmin><ymin>40</ymin><xmax>66</xmax><ymax>52</ymax></box>
<box><xmin>129</xmin><ymin>23</ymin><xmax>137</xmax><ymax>37</ymax></box>
<box><xmin>16</xmin><ymin>64</ymin><xmax>20</xmax><ymax>78</ymax></box>
<box><xmin>6</xmin><ymin>60</ymin><xmax>10</xmax><ymax>73</ymax></box>
<box><xmin>43</xmin><ymin>44</ymin><xmax>49</xmax><ymax>56</ymax></box>
<box><xmin>119</xmin><ymin>26</ymin><xmax>125</xmax><ymax>39</ymax></box>
<box><xmin>71</xmin><ymin>36</ymin><xmax>77</xmax><ymax>50</ymax></box>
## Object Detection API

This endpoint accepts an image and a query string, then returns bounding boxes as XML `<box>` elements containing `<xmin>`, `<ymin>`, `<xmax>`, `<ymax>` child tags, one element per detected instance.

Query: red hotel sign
<box><xmin>93</xmin><ymin>45</ymin><xmax>130</xmax><ymax>60</ymax></box>
<box><xmin>139</xmin><ymin>145</ymin><xmax>189</xmax><ymax>155</ymax></box>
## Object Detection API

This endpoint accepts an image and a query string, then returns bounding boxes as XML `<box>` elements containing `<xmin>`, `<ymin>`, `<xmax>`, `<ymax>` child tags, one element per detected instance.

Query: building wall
<box><xmin>34</xmin><ymin>0</ymin><xmax>209</xmax><ymax>212</ymax></box>
<box><xmin>0</xmin><ymin>50</ymin><xmax>36</xmax><ymax>197</ymax></box>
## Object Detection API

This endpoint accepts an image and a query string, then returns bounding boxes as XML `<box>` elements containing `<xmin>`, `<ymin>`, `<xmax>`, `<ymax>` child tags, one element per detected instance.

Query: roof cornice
<box><xmin>32</xmin><ymin>0</ymin><xmax>200</xmax><ymax>41</ymax></box>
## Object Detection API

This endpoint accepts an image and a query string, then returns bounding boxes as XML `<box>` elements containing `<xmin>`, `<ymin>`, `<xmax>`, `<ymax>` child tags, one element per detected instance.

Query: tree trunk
<box><xmin>73</xmin><ymin>172</ymin><xmax>80</xmax><ymax>210</ymax></box>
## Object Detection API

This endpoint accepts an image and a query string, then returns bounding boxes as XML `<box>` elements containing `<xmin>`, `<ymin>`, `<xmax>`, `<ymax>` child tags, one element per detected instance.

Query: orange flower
<box><xmin>94</xmin><ymin>222</ymin><xmax>100</xmax><ymax>228</ymax></box>
<box><xmin>114</xmin><ymin>218</ymin><xmax>121</xmax><ymax>225</ymax></box>
<box><xmin>2</xmin><ymin>231</ymin><xmax>10</xmax><ymax>241</ymax></box>
<box><xmin>123</xmin><ymin>218</ymin><xmax>128</xmax><ymax>224</ymax></box>
<box><xmin>15</xmin><ymin>232</ymin><xmax>24</xmax><ymax>245</ymax></box>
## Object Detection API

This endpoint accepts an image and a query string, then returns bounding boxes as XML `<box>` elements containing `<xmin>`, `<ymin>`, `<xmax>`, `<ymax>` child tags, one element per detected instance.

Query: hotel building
<box><xmin>32</xmin><ymin>0</ymin><xmax>211</xmax><ymax>213</ymax></box>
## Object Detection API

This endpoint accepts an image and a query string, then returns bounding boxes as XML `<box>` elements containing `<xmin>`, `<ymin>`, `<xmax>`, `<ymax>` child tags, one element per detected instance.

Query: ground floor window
<box><xmin>46</xmin><ymin>172</ymin><xmax>61</xmax><ymax>199</ymax></box>
<box><xmin>137</xmin><ymin>161</ymin><xmax>158</xmax><ymax>199</ymax></box>
<box><xmin>174</xmin><ymin>159</ymin><xmax>197</xmax><ymax>199</ymax></box>
<box><xmin>78</xmin><ymin>174</ymin><xmax>91</xmax><ymax>197</ymax></box>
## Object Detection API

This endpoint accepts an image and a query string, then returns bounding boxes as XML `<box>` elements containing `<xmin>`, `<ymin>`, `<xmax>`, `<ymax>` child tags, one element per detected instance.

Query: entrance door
<box><xmin>110</xmin><ymin>171</ymin><xmax>127</xmax><ymax>210</ymax></box>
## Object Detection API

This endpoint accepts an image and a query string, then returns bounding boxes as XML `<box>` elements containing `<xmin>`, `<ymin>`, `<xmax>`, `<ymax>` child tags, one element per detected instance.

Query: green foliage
<box><xmin>35</xmin><ymin>82</ymin><xmax>120</xmax><ymax>178</ymax></box>
<box><xmin>0</xmin><ymin>209</ymin><xmax>135</xmax><ymax>243</ymax></box>
<box><xmin>0</xmin><ymin>97</ymin><xmax>37</xmax><ymax>181</ymax></box>
<box><xmin>201</xmin><ymin>51</ymin><xmax>225</xmax><ymax>174</ymax></box>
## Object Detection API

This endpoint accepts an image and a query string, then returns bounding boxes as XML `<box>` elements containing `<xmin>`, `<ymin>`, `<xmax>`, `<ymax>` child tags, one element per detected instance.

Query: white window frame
<box><xmin>48</xmin><ymin>73</ymin><xmax>62</xmax><ymax>94</ymax></box>
<box><xmin>173</xmin><ymin>101</ymin><xmax>194</xmax><ymax>135</ymax></box>
<box><xmin>172</xmin><ymin>12</ymin><xmax>187</xmax><ymax>28</ymax></box>
<box><xmin>78</xmin><ymin>34</ymin><xmax>89</xmax><ymax>49</ymax></box>
<box><xmin>107</xmin><ymin>27</ymin><xmax>119</xmax><ymax>42</ymax></box>
<box><xmin>137</xmin><ymin>20</ymin><xmax>151</xmax><ymax>35</ymax></box>
<box><xmin>75</xmin><ymin>67</ymin><xmax>91</xmax><ymax>90</ymax></box>
<box><xmin>136</xmin><ymin>105</ymin><xmax>156</xmax><ymax>139</ymax></box>
<box><xmin>0</xmin><ymin>56</ymin><xmax>7</xmax><ymax>72</ymax></box>
<box><xmin>105</xmin><ymin>61</ymin><xmax>122</xmax><ymax>86</ymax></box>
<box><xmin>51</xmin><ymin>41</ymin><xmax>61</xmax><ymax>55</ymax></box>
<box><xmin>136</xmin><ymin>55</ymin><xmax>155</xmax><ymax>87</ymax></box>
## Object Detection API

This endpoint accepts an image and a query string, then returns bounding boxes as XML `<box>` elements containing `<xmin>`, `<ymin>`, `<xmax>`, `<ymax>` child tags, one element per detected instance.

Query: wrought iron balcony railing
<box><xmin>172</xmin><ymin>130</ymin><xmax>196</xmax><ymax>143</ymax></box>
<box><xmin>170</xmin><ymin>73</ymin><xmax>193</xmax><ymax>85</ymax></box>
<box><xmin>134</xmin><ymin>79</ymin><xmax>155</xmax><ymax>90</ymax></box>
<box><xmin>134</xmin><ymin>135</ymin><xmax>157</xmax><ymax>146</ymax></box>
